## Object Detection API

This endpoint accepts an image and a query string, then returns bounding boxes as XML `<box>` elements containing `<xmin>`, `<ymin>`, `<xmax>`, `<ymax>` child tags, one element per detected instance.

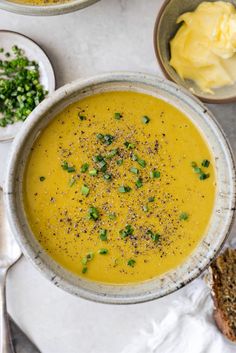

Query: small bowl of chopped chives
<box><xmin>0</xmin><ymin>30</ymin><xmax>55</xmax><ymax>141</ymax></box>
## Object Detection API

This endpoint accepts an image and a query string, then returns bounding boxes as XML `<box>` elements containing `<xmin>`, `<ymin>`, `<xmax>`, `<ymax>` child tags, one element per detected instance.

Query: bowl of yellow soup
<box><xmin>154</xmin><ymin>0</ymin><xmax>236</xmax><ymax>103</ymax></box>
<box><xmin>0</xmin><ymin>0</ymin><xmax>100</xmax><ymax>16</ymax></box>
<box><xmin>4</xmin><ymin>72</ymin><xmax>235</xmax><ymax>303</ymax></box>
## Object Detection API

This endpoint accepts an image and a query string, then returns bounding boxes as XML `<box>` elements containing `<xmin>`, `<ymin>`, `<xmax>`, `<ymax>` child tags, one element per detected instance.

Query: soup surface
<box><xmin>24</xmin><ymin>91</ymin><xmax>216</xmax><ymax>284</ymax></box>
<box><xmin>10</xmin><ymin>0</ymin><xmax>69</xmax><ymax>5</ymax></box>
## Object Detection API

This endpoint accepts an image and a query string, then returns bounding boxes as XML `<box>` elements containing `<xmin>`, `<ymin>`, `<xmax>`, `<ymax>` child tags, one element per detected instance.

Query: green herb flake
<box><xmin>106</xmin><ymin>149</ymin><xmax>118</xmax><ymax>159</ymax></box>
<box><xmin>202</xmin><ymin>160</ymin><xmax>210</xmax><ymax>168</ymax></box>
<box><xmin>137</xmin><ymin>158</ymin><xmax>146</xmax><ymax>168</ymax></box>
<box><xmin>148</xmin><ymin>196</ymin><xmax>155</xmax><ymax>202</ymax></box>
<box><xmin>119</xmin><ymin>224</ymin><xmax>134</xmax><ymax>239</ymax></box>
<box><xmin>142</xmin><ymin>116</ymin><xmax>150</xmax><ymax>124</ymax></box>
<box><xmin>147</xmin><ymin>230</ymin><xmax>160</xmax><ymax>242</ymax></box>
<box><xmin>99</xmin><ymin>229</ymin><xmax>108</xmax><ymax>241</ymax></box>
<box><xmin>80</xmin><ymin>163</ymin><xmax>89</xmax><ymax>173</ymax></box>
<box><xmin>89</xmin><ymin>169</ymin><xmax>98</xmax><ymax>176</ymax></box>
<box><xmin>127</xmin><ymin>259</ymin><xmax>136</xmax><ymax>267</ymax></box>
<box><xmin>191</xmin><ymin>161</ymin><xmax>197</xmax><ymax>168</ymax></box>
<box><xmin>116</xmin><ymin>159</ymin><xmax>123</xmax><ymax>166</ymax></box>
<box><xmin>39</xmin><ymin>176</ymin><xmax>45</xmax><ymax>182</ymax></box>
<box><xmin>88</xmin><ymin>206</ymin><xmax>99</xmax><ymax>221</ymax></box>
<box><xmin>119</xmin><ymin>185</ymin><xmax>131</xmax><ymax>193</ymax></box>
<box><xmin>179</xmin><ymin>212</ymin><xmax>189</xmax><ymax>221</ymax></box>
<box><xmin>199</xmin><ymin>173</ymin><xmax>209</xmax><ymax>180</ymax></box>
<box><xmin>194</xmin><ymin>166</ymin><xmax>202</xmax><ymax>174</ymax></box>
<box><xmin>98</xmin><ymin>248</ymin><xmax>108</xmax><ymax>255</ymax></box>
<box><xmin>61</xmin><ymin>161</ymin><xmax>76</xmax><ymax>173</ymax></box>
<box><xmin>124</xmin><ymin>141</ymin><xmax>135</xmax><ymax>149</ymax></box>
<box><xmin>82</xmin><ymin>267</ymin><xmax>88</xmax><ymax>274</ymax></box>
<box><xmin>103</xmin><ymin>173</ymin><xmax>112</xmax><ymax>181</ymax></box>
<box><xmin>114</xmin><ymin>112</ymin><xmax>122</xmax><ymax>120</ymax></box>
<box><xmin>97</xmin><ymin>133</ymin><xmax>114</xmax><ymax>145</ymax></box>
<box><xmin>150</xmin><ymin>170</ymin><xmax>161</xmax><ymax>179</ymax></box>
<box><xmin>142</xmin><ymin>205</ymin><xmax>149</xmax><ymax>212</ymax></box>
<box><xmin>108</xmin><ymin>212</ymin><xmax>117</xmax><ymax>220</ymax></box>
<box><xmin>135</xmin><ymin>178</ymin><xmax>143</xmax><ymax>188</ymax></box>
<box><xmin>81</xmin><ymin>184</ymin><xmax>90</xmax><ymax>196</ymax></box>
<box><xmin>130</xmin><ymin>167</ymin><xmax>139</xmax><ymax>174</ymax></box>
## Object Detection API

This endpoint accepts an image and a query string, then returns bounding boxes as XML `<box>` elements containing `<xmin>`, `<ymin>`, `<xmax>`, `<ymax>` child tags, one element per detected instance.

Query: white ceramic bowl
<box><xmin>0</xmin><ymin>0</ymin><xmax>100</xmax><ymax>16</ymax></box>
<box><xmin>4</xmin><ymin>72</ymin><xmax>236</xmax><ymax>304</ymax></box>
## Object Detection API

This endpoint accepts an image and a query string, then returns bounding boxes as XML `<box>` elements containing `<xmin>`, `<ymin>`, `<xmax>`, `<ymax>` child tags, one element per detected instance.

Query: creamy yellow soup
<box><xmin>10</xmin><ymin>0</ymin><xmax>69</xmax><ymax>5</ymax></box>
<box><xmin>24</xmin><ymin>91</ymin><xmax>216</xmax><ymax>284</ymax></box>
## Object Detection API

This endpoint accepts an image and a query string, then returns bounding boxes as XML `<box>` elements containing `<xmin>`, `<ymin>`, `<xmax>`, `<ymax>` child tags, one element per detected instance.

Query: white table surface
<box><xmin>0</xmin><ymin>1</ymin><xmax>235</xmax><ymax>352</ymax></box>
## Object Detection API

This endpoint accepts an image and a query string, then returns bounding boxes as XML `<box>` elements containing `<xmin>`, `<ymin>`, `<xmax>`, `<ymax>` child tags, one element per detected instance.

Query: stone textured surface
<box><xmin>0</xmin><ymin>1</ymin><xmax>235</xmax><ymax>352</ymax></box>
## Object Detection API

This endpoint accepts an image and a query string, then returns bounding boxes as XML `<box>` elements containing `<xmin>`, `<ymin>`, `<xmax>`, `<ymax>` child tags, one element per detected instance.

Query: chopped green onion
<box><xmin>99</xmin><ymin>229</ymin><xmax>108</xmax><ymax>241</ymax></box>
<box><xmin>127</xmin><ymin>259</ymin><xmax>136</xmax><ymax>267</ymax></box>
<box><xmin>135</xmin><ymin>178</ymin><xmax>143</xmax><ymax>188</ymax></box>
<box><xmin>194</xmin><ymin>167</ymin><xmax>201</xmax><ymax>174</ymax></box>
<box><xmin>179</xmin><ymin>212</ymin><xmax>189</xmax><ymax>221</ymax></box>
<box><xmin>82</xmin><ymin>267</ymin><xmax>87</xmax><ymax>274</ymax></box>
<box><xmin>124</xmin><ymin>141</ymin><xmax>136</xmax><ymax>149</ymax></box>
<box><xmin>69</xmin><ymin>177</ymin><xmax>76</xmax><ymax>187</ymax></box>
<box><xmin>96</xmin><ymin>134</ymin><xmax>114</xmax><ymax>145</ymax></box>
<box><xmin>89</xmin><ymin>169</ymin><xmax>98</xmax><ymax>176</ymax></box>
<box><xmin>106</xmin><ymin>149</ymin><xmax>118</xmax><ymax>159</ymax></box>
<box><xmin>88</xmin><ymin>206</ymin><xmax>99</xmax><ymax>221</ymax></box>
<box><xmin>199</xmin><ymin>173</ymin><xmax>209</xmax><ymax>180</ymax></box>
<box><xmin>108</xmin><ymin>212</ymin><xmax>117</xmax><ymax>220</ymax></box>
<box><xmin>114</xmin><ymin>112</ymin><xmax>122</xmax><ymax>120</ymax></box>
<box><xmin>119</xmin><ymin>224</ymin><xmax>134</xmax><ymax>239</ymax></box>
<box><xmin>119</xmin><ymin>185</ymin><xmax>131</xmax><ymax>193</ymax></box>
<box><xmin>150</xmin><ymin>170</ymin><xmax>161</xmax><ymax>179</ymax></box>
<box><xmin>116</xmin><ymin>159</ymin><xmax>123</xmax><ymax>166</ymax></box>
<box><xmin>148</xmin><ymin>196</ymin><xmax>155</xmax><ymax>202</ymax></box>
<box><xmin>191</xmin><ymin>161</ymin><xmax>197</xmax><ymax>168</ymax></box>
<box><xmin>80</xmin><ymin>163</ymin><xmax>89</xmax><ymax>173</ymax></box>
<box><xmin>103</xmin><ymin>173</ymin><xmax>112</xmax><ymax>181</ymax></box>
<box><xmin>202</xmin><ymin>160</ymin><xmax>210</xmax><ymax>168</ymax></box>
<box><xmin>138</xmin><ymin>158</ymin><xmax>146</xmax><ymax>168</ymax></box>
<box><xmin>142</xmin><ymin>205</ymin><xmax>149</xmax><ymax>212</ymax></box>
<box><xmin>61</xmin><ymin>161</ymin><xmax>76</xmax><ymax>173</ymax></box>
<box><xmin>79</xmin><ymin>115</ymin><xmax>87</xmax><ymax>121</ymax></box>
<box><xmin>147</xmin><ymin>230</ymin><xmax>160</xmax><ymax>242</ymax></box>
<box><xmin>39</xmin><ymin>176</ymin><xmax>45</xmax><ymax>182</ymax></box>
<box><xmin>98</xmin><ymin>248</ymin><xmax>108</xmax><ymax>255</ymax></box>
<box><xmin>81</xmin><ymin>184</ymin><xmax>90</xmax><ymax>196</ymax></box>
<box><xmin>130</xmin><ymin>167</ymin><xmax>139</xmax><ymax>174</ymax></box>
<box><xmin>142</xmin><ymin>116</ymin><xmax>150</xmax><ymax>124</ymax></box>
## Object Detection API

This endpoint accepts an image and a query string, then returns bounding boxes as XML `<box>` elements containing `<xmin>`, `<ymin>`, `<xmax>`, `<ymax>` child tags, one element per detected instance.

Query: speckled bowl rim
<box><xmin>0</xmin><ymin>0</ymin><xmax>100</xmax><ymax>16</ymax></box>
<box><xmin>4</xmin><ymin>72</ymin><xmax>236</xmax><ymax>304</ymax></box>
<box><xmin>153</xmin><ymin>0</ymin><xmax>236</xmax><ymax>104</ymax></box>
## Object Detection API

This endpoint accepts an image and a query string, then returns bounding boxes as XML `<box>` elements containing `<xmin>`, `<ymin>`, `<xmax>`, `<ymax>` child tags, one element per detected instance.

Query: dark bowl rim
<box><xmin>153</xmin><ymin>0</ymin><xmax>236</xmax><ymax>104</ymax></box>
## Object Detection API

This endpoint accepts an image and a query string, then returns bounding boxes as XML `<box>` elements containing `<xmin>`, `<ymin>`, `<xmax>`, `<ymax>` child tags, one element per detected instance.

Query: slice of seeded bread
<box><xmin>210</xmin><ymin>248</ymin><xmax>236</xmax><ymax>342</ymax></box>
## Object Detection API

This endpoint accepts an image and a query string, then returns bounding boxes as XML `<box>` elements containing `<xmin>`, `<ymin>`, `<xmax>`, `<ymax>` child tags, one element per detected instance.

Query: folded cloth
<box><xmin>121</xmin><ymin>278</ymin><xmax>236</xmax><ymax>353</ymax></box>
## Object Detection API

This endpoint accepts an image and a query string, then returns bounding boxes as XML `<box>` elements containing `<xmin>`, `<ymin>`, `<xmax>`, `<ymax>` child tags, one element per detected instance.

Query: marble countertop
<box><xmin>0</xmin><ymin>1</ymin><xmax>235</xmax><ymax>352</ymax></box>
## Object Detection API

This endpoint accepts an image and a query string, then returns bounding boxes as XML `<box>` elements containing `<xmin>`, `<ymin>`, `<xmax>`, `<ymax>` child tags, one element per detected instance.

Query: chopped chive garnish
<box><xmin>148</xmin><ymin>196</ymin><xmax>155</xmax><ymax>202</ymax></box>
<box><xmin>202</xmin><ymin>160</ymin><xmax>210</xmax><ymax>168</ymax></box>
<box><xmin>132</xmin><ymin>154</ymin><xmax>138</xmax><ymax>161</ymax></box>
<box><xmin>96</xmin><ymin>134</ymin><xmax>114</xmax><ymax>145</ymax></box>
<box><xmin>81</xmin><ymin>163</ymin><xmax>89</xmax><ymax>173</ymax></box>
<box><xmin>119</xmin><ymin>224</ymin><xmax>134</xmax><ymax>239</ymax></box>
<box><xmin>116</xmin><ymin>159</ymin><xmax>123</xmax><ymax>166</ymax></box>
<box><xmin>138</xmin><ymin>158</ymin><xmax>146</xmax><ymax>168</ymax></box>
<box><xmin>89</xmin><ymin>169</ymin><xmax>98</xmax><ymax>176</ymax></box>
<box><xmin>127</xmin><ymin>259</ymin><xmax>136</xmax><ymax>267</ymax></box>
<box><xmin>93</xmin><ymin>155</ymin><xmax>104</xmax><ymax>163</ymax></box>
<box><xmin>69</xmin><ymin>177</ymin><xmax>76</xmax><ymax>187</ymax></box>
<box><xmin>191</xmin><ymin>161</ymin><xmax>197</xmax><ymax>168</ymax></box>
<box><xmin>39</xmin><ymin>176</ymin><xmax>45</xmax><ymax>182</ymax></box>
<box><xmin>179</xmin><ymin>212</ymin><xmax>189</xmax><ymax>221</ymax></box>
<box><xmin>98</xmin><ymin>248</ymin><xmax>108</xmax><ymax>255</ymax></box>
<box><xmin>88</xmin><ymin>206</ymin><xmax>99</xmax><ymax>221</ymax></box>
<box><xmin>99</xmin><ymin>229</ymin><xmax>107</xmax><ymax>241</ymax></box>
<box><xmin>142</xmin><ymin>205</ymin><xmax>149</xmax><ymax>212</ymax></box>
<box><xmin>194</xmin><ymin>166</ymin><xmax>201</xmax><ymax>174</ymax></box>
<box><xmin>135</xmin><ymin>178</ymin><xmax>143</xmax><ymax>188</ymax></box>
<box><xmin>124</xmin><ymin>141</ymin><xmax>135</xmax><ymax>149</ymax></box>
<box><xmin>103</xmin><ymin>173</ymin><xmax>112</xmax><ymax>181</ymax></box>
<box><xmin>81</xmin><ymin>252</ymin><xmax>94</xmax><ymax>265</ymax></box>
<box><xmin>142</xmin><ymin>116</ymin><xmax>150</xmax><ymax>124</ymax></box>
<box><xmin>61</xmin><ymin>161</ymin><xmax>76</xmax><ymax>173</ymax></box>
<box><xmin>130</xmin><ymin>167</ymin><xmax>139</xmax><ymax>174</ymax></box>
<box><xmin>82</xmin><ymin>267</ymin><xmax>87</xmax><ymax>274</ymax></box>
<box><xmin>199</xmin><ymin>173</ymin><xmax>209</xmax><ymax>180</ymax></box>
<box><xmin>106</xmin><ymin>149</ymin><xmax>118</xmax><ymax>159</ymax></box>
<box><xmin>114</xmin><ymin>112</ymin><xmax>122</xmax><ymax>120</ymax></box>
<box><xmin>79</xmin><ymin>115</ymin><xmax>87</xmax><ymax>121</ymax></box>
<box><xmin>147</xmin><ymin>230</ymin><xmax>160</xmax><ymax>242</ymax></box>
<box><xmin>108</xmin><ymin>212</ymin><xmax>117</xmax><ymax>220</ymax></box>
<box><xmin>150</xmin><ymin>170</ymin><xmax>161</xmax><ymax>179</ymax></box>
<box><xmin>81</xmin><ymin>184</ymin><xmax>90</xmax><ymax>196</ymax></box>
<box><xmin>119</xmin><ymin>185</ymin><xmax>131</xmax><ymax>193</ymax></box>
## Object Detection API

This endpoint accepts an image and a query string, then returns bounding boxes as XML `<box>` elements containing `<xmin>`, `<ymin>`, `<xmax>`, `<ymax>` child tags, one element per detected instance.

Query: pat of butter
<box><xmin>170</xmin><ymin>1</ymin><xmax>236</xmax><ymax>93</ymax></box>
